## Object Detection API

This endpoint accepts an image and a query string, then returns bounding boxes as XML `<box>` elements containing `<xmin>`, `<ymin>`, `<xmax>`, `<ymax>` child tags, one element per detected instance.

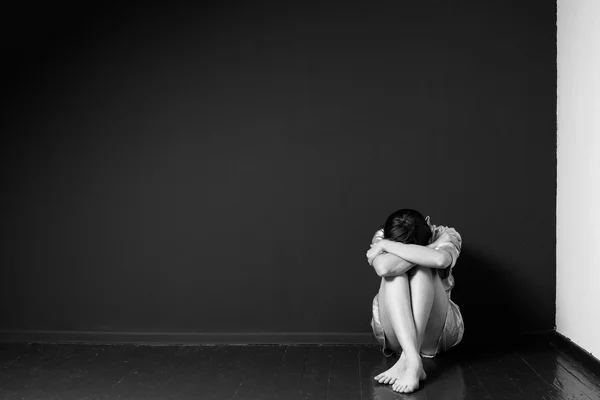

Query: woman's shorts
<box><xmin>370</xmin><ymin>293</ymin><xmax>464</xmax><ymax>358</ymax></box>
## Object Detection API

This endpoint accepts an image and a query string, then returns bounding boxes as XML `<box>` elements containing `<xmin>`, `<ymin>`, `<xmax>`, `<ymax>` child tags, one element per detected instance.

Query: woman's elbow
<box><xmin>372</xmin><ymin>260</ymin><xmax>389</xmax><ymax>277</ymax></box>
<box><xmin>435</xmin><ymin>253</ymin><xmax>452</xmax><ymax>269</ymax></box>
<box><xmin>373</xmin><ymin>265</ymin><xmax>387</xmax><ymax>277</ymax></box>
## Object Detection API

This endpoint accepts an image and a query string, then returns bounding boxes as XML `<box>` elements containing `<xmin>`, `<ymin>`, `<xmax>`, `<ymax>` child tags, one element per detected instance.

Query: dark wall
<box><xmin>1</xmin><ymin>1</ymin><xmax>556</xmax><ymax>342</ymax></box>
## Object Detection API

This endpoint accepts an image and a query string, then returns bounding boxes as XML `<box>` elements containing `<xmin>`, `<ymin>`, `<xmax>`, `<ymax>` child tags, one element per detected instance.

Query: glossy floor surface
<box><xmin>1</xmin><ymin>339</ymin><xmax>599</xmax><ymax>399</ymax></box>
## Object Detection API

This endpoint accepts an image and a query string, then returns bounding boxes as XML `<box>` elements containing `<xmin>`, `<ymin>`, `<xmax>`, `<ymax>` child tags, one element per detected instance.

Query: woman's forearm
<box><xmin>372</xmin><ymin>254</ymin><xmax>415</xmax><ymax>277</ymax></box>
<box><xmin>381</xmin><ymin>240</ymin><xmax>450</xmax><ymax>269</ymax></box>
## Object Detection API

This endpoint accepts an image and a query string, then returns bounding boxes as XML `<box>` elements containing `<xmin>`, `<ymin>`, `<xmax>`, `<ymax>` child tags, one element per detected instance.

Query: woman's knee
<box><xmin>409</xmin><ymin>265</ymin><xmax>434</xmax><ymax>279</ymax></box>
<box><xmin>383</xmin><ymin>273</ymin><xmax>409</xmax><ymax>284</ymax></box>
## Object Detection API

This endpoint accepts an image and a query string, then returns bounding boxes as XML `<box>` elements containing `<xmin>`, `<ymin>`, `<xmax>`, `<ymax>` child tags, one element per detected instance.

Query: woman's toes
<box><xmin>397</xmin><ymin>384</ymin><xmax>410</xmax><ymax>393</ymax></box>
<box><xmin>391</xmin><ymin>370</ymin><xmax>421</xmax><ymax>393</ymax></box>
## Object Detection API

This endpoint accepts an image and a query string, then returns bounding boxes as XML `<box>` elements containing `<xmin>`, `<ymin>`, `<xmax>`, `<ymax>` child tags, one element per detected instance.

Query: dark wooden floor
<box><xmin>1</xmin><ymin>339</ymin><xmax>599</xmax><ymax>399</ymax></box>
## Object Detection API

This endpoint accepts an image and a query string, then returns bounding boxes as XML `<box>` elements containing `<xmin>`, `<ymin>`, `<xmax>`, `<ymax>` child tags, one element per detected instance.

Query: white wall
<box><xmin>557</xmin><ymin>0</ymin><xmax>600</xmax><ymax>359</ymax></box>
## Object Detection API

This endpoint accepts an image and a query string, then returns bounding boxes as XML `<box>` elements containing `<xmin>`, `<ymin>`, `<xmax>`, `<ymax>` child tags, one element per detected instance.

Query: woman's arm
<box><xmin>379</xmin><ymin>240</ymin><xmax>452</xmax><ymax>269</ymax></box>
<box><xmin>370</xmin><ymin>236</ymin><xmax>449</xmax><ymax>277</ymax></box>
<box><xmin>369</xmin><ymin>229</ymin><xmax>414</xmax><ymax>277</ymax></box>
<box><xmin>372</xmin><ymin>254</ymin><xmax>415</xmax><ymax>277</ymax></box>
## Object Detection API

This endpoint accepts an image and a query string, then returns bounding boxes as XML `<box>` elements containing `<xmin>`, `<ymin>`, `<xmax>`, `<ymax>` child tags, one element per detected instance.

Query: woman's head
<box><xmin>383</xmin><ymin>209</ymin><xmax>432</xmax><ymax>245</ymax></box>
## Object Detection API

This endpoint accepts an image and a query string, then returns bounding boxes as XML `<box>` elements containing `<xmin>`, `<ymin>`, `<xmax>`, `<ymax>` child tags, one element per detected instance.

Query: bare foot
<box><xmin>391</xmin><ymin>362</ymin><xmax>427</xmax><ymax>394</ymax></box>
<box><xmin>374</xmin><ymin>352</ymin><xmax>407</xmax><ymax>385</ymax></box>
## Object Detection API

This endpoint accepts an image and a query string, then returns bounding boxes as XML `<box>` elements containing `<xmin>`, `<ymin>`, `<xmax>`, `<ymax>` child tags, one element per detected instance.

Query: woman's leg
<box><xmin>375</xmin><ymin>266</ymin><xmax>449</xmax><ymax>393</ymax></box>
<box><xmin>392</xmin><ymin>267</ymin><xmax>449</xmax><ymax>393</ymax></box>
<box><xmin>413</xmin><ymin>267</ymin><xmax>448</xmax><ymax>356</ymax></box>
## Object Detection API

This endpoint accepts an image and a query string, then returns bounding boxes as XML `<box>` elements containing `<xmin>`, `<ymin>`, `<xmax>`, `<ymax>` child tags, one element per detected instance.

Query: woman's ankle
<box><xmin>403</xmin><ymin>351</ymin><xmax>422</xmax><ymax>366</ymax></box>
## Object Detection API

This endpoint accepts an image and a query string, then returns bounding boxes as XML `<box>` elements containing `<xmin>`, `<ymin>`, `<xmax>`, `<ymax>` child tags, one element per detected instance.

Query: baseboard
<box><xmin>0</xmin><ymin>328</ymin><xmax>558</xmax><ymax>347</ymax></box>
<box><xmin>521</xmin><ymin>329</ymin><xmax>556</xmax><ymax>337</ymax></box>
<box><xmin>552</xmin><ymin>332</ymin><xmax>600</xmax><ymax>377</ymax></box>
<box><xmin>0</xmin><ymin>330</ymin><xmax>378</xmax><ymax>345</ymax></box>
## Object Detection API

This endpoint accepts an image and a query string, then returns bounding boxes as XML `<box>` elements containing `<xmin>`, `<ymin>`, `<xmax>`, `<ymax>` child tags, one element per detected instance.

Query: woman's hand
<box><xmin>366</xmin><ymin>240</ymin><xmax>387</xmax><ymax>265</ymax></box>
<box><xmin>432</xmin><ymin>230</ymin><xmax>452</xmax><ymax>246</ymax></box>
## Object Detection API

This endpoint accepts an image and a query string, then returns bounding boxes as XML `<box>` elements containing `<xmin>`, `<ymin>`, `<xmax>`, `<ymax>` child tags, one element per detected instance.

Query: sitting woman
<box><xmin>366</xmin><ymin>209</ymin><xmax>464</xmax><ymax>394</ymax></box>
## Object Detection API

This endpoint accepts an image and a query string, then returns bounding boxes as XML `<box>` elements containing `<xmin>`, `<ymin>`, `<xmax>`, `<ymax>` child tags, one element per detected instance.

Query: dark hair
<box><xmin>383</xmin><ymin>209</ymin><xmax>432</xmax><ymax>245</ymax></box>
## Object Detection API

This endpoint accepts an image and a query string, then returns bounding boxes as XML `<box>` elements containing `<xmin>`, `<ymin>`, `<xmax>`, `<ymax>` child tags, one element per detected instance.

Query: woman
<box><xmin>366</xmin><ymin>209</ymin><xmax>464</xmax><ymax>394</ymax></box>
